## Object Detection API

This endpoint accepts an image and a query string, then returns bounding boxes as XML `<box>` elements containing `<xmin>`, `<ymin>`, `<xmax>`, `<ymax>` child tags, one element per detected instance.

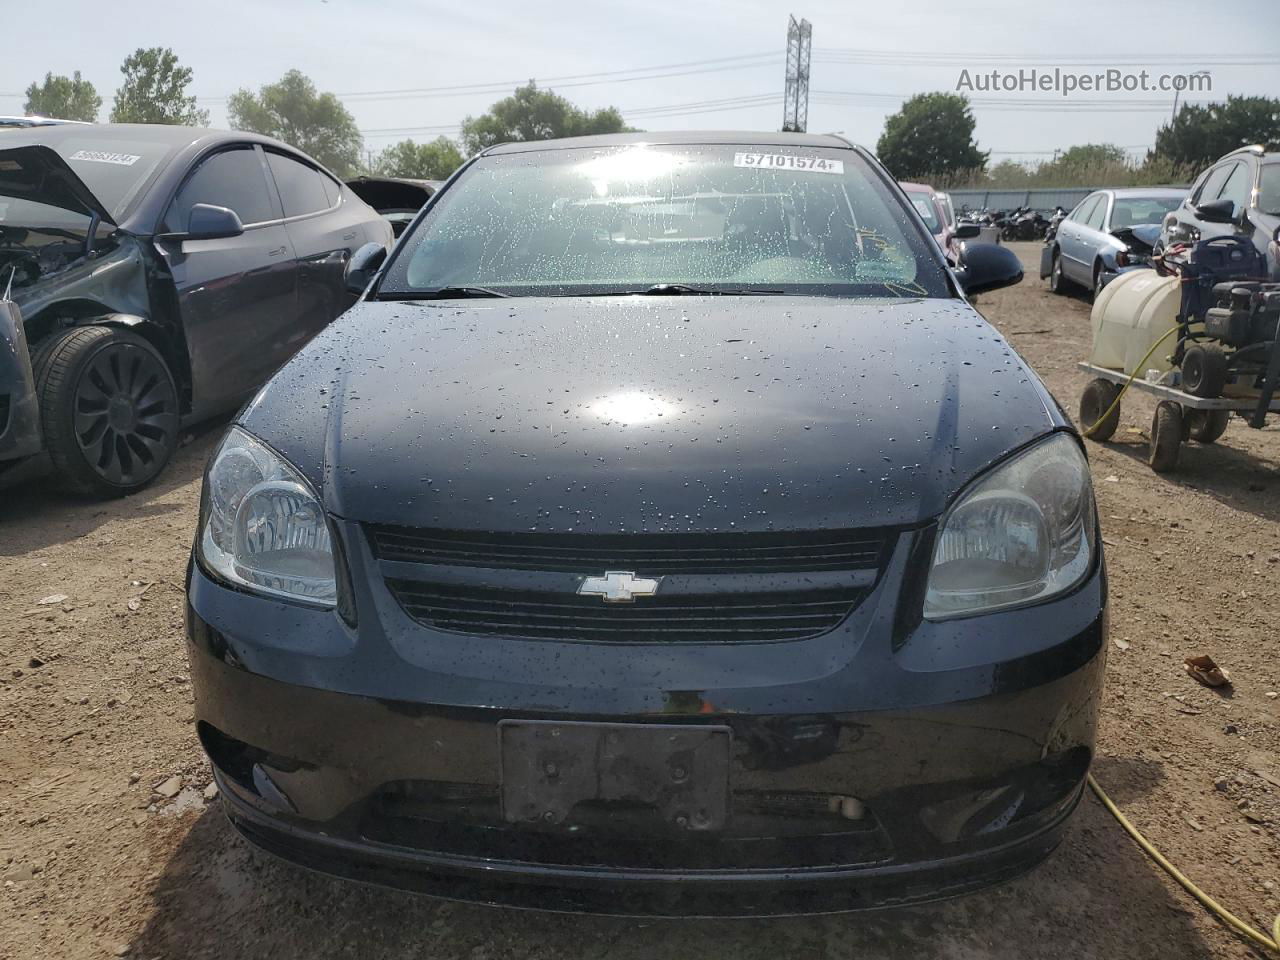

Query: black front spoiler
<box><xmin>217</xmin><ymin>767</ymin><xmax>1079</xmax><ymax>917</ymax></box>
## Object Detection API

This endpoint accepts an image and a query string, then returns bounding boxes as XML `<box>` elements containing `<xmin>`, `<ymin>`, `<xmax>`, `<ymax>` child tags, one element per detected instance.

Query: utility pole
<box><xmin>782</xmin><ymin>15</ymin><xmax>812</xmax><ymax>133</ymax></box>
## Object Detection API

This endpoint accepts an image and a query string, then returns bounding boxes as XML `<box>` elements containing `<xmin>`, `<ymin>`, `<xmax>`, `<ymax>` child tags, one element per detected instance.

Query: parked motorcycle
<box><xmin>1043</xmin><ymin>206</ymin><xmax>1068</xmax><ymax>243</ymax></box>
<box><xmin>1001</xmin><ymin>207</ymin><xmax>1051</xmax><ymax>242</ymax></box>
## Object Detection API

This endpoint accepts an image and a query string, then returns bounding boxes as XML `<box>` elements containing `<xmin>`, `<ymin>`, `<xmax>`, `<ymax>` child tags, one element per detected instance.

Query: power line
<box><xmin>814</xmin><ymin>48</ymin><xmax>1280</xmax><ymax>66</ymax></box>
<box><xmin>193</xmin><ymin>53</ymin><xmax>782</xmax><ymax>105</ymax></box>
<box><xmin>356</xmin><ymin>93</ymin><xmax>784</xmax><ymax>139</ymax></box>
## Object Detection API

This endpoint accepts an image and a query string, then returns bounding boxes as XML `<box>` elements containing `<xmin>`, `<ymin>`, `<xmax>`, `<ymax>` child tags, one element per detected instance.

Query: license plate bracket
<box><xmin>499</xmin><ymin>720</ymin><xmax>731</xmax><ymax>831</ymax></box>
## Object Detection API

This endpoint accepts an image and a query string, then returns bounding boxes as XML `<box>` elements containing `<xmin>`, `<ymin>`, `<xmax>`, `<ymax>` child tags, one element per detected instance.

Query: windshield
<box><xmin>904</xmin><ymin>190</ymin><xmax>941</xmax><ymax>233</ymax></box>
<box><xmin>52</xmin><ymin>135</ymin><xmax>179</xmax><ymax>220</ymax></box>
<box><xmin>1109</xmin><ymin>196</ymin><xmax>1183</xmax><ymax>229</ymax></box>
<box><xmin>1260</xmin><ymin>164</ymin><xmax>1280</xmax><ymax>216</ymax></box>
<box><xmin>381</xmin><ymin>144</ymin><xmax>949</xmax><ymax>299</ymax></box>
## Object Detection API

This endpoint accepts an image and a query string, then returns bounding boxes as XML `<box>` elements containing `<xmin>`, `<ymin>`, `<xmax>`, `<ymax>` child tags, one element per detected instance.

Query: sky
<box><xmin>4</xmin><ymin>0</ymin><xmax>1279</xmax><ymax>165</ymax></box>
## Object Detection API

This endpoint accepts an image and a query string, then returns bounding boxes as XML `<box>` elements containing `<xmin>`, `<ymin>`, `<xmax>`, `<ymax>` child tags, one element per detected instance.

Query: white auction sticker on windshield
<box><xmin>69</xmin><ymin>150</ymin><xmax>141</xmax><ymax>166</ymax></box>
<box><xmin>733</xmin><ymin>152</ymin><xmax>844</xmax><ymax>174</ymax></box>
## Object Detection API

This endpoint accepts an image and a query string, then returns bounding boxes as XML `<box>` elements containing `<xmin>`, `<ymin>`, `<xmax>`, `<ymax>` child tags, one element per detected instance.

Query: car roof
<box><xmin>0</xmin><ymin>123</ymin><xmax>338</xmax><ymax>233</ymax></box>
<box><xmin>0</xmin><ymin>122</ymin><xmax>276</xmax><ymax>150</ymax></box>
<box><xmin>0</xmin><ymin>115</ymin><xmax>89</xmax><ymax>128</ymax></box>
<box><xmin>897</xmin><ymin>181</ymin><xmax>938</xmax><ymax>193</ymax></box>
<box><xmin>481</xmin><ymin>130</ymin><xmax>856</xmax><ymax>155</ymax></box>
<box><xmin>1106</xmin><ymin>187</ymin><xmax>1188</xmax><ymax>198</ymax></box>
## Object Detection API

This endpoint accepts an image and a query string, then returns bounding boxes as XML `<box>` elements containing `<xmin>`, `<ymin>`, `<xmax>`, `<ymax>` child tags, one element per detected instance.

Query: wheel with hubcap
<box><xmin>1148</xmin><ymin>400</ymin><xmax>1183</xmax><ymax>473</ymax></box>
<box><xmin>1048</xmin><ymin>249</ymin><xmax>1069</xmax><ymax>294</ymax></box>
<box><xmin>32</xmin><ymin>326</ymin><xmax>179</xmax><ymax>497</ymax></box>
<box><xmin>1091</xmin><ymin>263</ymin><xmax>1106</xmax><ymax>301</ymax></box>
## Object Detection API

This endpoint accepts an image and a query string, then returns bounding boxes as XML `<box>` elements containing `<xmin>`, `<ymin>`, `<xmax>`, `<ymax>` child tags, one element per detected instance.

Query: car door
<box><xmin>1075</xmin><ymin>192</ymin><xmax>1111</xmax><ymax>280</ymax></box>
<box><xmin>1058</xmin><ymin>193</ymin><xmax>1100</xmax><ymax>282</ymax></box>
<box><xmin>265</xmin><ymin>150</ymin><xmax>368</xmax><ymax>331</ymax></box>
<box><xmin>1215</xmin><ymin>158</ymin><xmax>1255</xmax><ymax>240</ymax></box>
<box><xmin>154</xmin><ymin>144</ymin><xmax>300</xmax><ymax>419</ymax></box>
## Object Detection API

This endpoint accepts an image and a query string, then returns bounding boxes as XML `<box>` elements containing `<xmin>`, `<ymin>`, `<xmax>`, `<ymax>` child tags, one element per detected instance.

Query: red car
<box><xmin>900</xmin><ymin>182</ymin><xmax>958</xmax><ymax>261</ymax></box>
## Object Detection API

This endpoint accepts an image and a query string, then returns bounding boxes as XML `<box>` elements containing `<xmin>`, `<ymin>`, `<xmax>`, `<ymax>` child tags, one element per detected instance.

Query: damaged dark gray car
<box><xmin>0</xmin><ymin>123</ymin><xmax>392</xmax><ymax>497</ymax></box>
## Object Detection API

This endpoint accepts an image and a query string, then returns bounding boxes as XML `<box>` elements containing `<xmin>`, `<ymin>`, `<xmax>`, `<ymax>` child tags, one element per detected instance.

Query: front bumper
<box><xmin>1099</xmin><ymin>262</ymin><xmax>1154</xmax><ymax>289</ymax></box>
<box><xmin>0</xmin><ymin>300</ymin><xmax>42</xmax><ymax>464</ymax></box>
<box><xmin>186</xmin><ymin>522</ymin><xmax>1107</xmax><ymax>915</ymax></box>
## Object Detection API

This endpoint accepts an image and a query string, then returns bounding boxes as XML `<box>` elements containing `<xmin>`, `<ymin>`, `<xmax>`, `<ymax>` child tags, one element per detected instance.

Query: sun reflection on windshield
<box><xmin>593</xmin><ymin>391</ymin><xmax>675</xmax><ymax>425</ymax></box>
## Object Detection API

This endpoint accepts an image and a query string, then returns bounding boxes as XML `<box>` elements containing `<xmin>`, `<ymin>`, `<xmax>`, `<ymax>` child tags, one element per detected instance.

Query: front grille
<box><xmin>369</xmin><ymin>526</ymin><xmax>884</xmax><ymax>574</ymax></box>
<box><xmin>386</xmin><ymin>581</ymin><xmax>864</xmax><ymax>643</ymax></box>
<box><xmin>371</xmin><ymin>526</ymin><xmax>891</xmax><ymax>644</ymax></box>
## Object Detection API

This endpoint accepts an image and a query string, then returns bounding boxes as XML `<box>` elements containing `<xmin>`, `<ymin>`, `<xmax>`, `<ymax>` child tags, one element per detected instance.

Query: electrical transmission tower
<box><xmin>781</xmin><ymin>15</ymin><xmax>812</xmax><ymax>132</ymax></box>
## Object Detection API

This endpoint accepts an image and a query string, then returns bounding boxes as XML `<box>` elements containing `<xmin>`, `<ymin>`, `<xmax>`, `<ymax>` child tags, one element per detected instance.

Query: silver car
<box><xmin>1044</xmin><ymin>188</ymin><xmax>1186</xmax><ymax>299</ymax></box>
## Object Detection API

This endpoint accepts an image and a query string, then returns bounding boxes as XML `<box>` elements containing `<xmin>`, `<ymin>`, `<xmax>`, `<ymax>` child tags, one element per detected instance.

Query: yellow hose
<box><xmin>1080</xmin><ymin>323</ymin><xmax>1278</xmax><ymax>951</ymax></box>
<box><xmin>1080</xmin><ymin>325</ymin><xmax>1180</xmax><ymax>438</ymax></box>
<box><xmin>1088</xmin><ymin>774</ymin><xmax>1280</xmax><ymax>952</ymax></box>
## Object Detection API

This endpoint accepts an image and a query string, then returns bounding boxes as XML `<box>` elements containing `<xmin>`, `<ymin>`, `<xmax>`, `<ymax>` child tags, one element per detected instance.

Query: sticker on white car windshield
<box><xmin>733</xmin><ymin>153</ymin><xmax>844</xmax><ymax>174</ymax></box>
<box><xmin>68</xmin><ymin>150</ymin><xmax>141</xmax><ymax>166</ymax></box>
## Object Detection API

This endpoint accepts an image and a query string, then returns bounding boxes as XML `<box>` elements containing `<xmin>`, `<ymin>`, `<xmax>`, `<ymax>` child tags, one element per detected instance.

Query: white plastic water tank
<box><xmin>1089</xmin><ymin>270</ymin><xmax>1181</xmax><ymax>375</ymax></box>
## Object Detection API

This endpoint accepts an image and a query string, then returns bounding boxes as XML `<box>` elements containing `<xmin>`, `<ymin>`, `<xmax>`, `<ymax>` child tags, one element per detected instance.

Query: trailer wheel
<box><xmin>1148</xmin><ymin>401</ymin><xmax>1183</xmax><ymax>473</ymax></box>
<box><xmin>1080</xmin><ymin>378</ymin><xmax>1122</xmax><ymax>441</ymax></box>
<box><xmin>1186</xmin><ymin>408</ymin><xmax>1230</xmax><ymax>444</ymax></box>
<box><xmin>1181</xmin><ymin>344</ymin><xmax>1229</xmax><ymax>398</ymax></box>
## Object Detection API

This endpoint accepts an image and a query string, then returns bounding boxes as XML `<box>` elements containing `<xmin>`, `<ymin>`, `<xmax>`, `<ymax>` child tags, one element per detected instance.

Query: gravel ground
<box><xmin>2</xmin><ymin>242</ymin><xmax>1277</xmax><ymax>959</ymax></box>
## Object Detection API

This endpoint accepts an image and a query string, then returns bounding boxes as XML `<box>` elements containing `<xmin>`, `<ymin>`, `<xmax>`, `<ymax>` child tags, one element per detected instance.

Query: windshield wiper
<box><xmin>631</xmin><ymin>283</ymin><xmax>787</xmax><ymax>296</ymax></box>
<box><xmin>395</xmin><ymin>285</ymin><xmax>511</xmax><ymax>300</ymax></box>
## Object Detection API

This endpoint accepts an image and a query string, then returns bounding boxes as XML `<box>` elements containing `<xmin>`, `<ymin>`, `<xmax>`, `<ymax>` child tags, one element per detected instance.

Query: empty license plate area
<box><xmin>499</xmin><ymin>720</ymin><xmax>731</xmax><ymax>831</ymax></box>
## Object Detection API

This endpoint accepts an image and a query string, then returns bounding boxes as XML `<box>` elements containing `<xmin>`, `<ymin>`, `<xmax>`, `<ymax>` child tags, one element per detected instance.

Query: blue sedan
<box><xmin>1042</xmin><ymin>188</ymin><xmax>1186</xmax><ymax>299</ymax></box>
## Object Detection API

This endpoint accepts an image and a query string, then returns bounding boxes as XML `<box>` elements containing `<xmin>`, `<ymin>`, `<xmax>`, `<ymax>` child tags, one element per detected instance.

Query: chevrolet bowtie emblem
<box><xmin>577</xmin><ymin>570</ymin><xmax>662</xmax><ymax>603</ymax></box>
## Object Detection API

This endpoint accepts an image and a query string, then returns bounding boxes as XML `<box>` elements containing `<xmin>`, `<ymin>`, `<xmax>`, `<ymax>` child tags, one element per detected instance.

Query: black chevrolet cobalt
<box><xmin>186</xmin><ymin>132</ymin><xmax>1106</xmax><ymax>915</ymax></box>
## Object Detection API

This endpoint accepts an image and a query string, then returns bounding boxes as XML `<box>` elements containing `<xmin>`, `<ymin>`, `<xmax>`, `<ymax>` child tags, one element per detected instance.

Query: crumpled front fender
<box><xmin>0</xmin><ymin>298</ymin><xmax>42</xmax><ymax>463</ymax></box>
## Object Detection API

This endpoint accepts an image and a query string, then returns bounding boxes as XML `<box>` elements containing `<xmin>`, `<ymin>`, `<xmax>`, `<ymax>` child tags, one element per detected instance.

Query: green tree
<box><xmin>110</xmin><ymin>47</ymin><xmax>208</xmax><ymax>125</ymax></box>
<box><xmin>460</xmin><ymin>83</ymin><xmax>633</xmax><ymax>154</ymax></box>
<box><xmin>228</xmin><ymin>70</ymin><xmax>363</xmax><ymax>176</ymax></box>
<box><xmin>983</xmin><ymin>159</ymin><xmax>1033</xmax><ymax>188</ymax></box>
<box><xmin>1051</xmin><ymin>143</ymin><xmax>1128</xmax><ymax>170</ymax></box>
<box><xmin>24</xmin><ymin>71</ymin><xmax>101</xmax><ymax>122</ymax></box>
<box><xmin>1031</xmin><ymin>143</ymin><xmax>1131</xmax><ymax>185</ymax></box>
<box><xmin>374</xmin><ymin>137</ymin><xmax>464</xmax><ymax>180</ymax></box>
<box><xmin>875</xmin><ymin>92</ymin><xmax>987</xmax><ymax>180</ymax></box>
<box><xmin>1152</xmin><ymin>95</ymin><xmax>1280</xmax><ymax>168</ymax></box>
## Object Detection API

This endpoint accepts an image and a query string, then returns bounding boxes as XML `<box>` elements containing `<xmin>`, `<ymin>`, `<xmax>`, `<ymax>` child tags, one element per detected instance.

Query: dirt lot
<box><xmin>2</xmin><ymin>241</ymin><xmax>1277</xmax><ymax>959</ymax></box>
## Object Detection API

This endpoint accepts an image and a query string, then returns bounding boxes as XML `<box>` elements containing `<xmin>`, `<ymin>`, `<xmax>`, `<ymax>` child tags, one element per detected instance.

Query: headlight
<box><xmin>924</xmin><ymin>433</ymin><xmax>1096</xmax><ymax>620</ymax></box>
<box><xmin>198</xmin><ymin>427</ymin><xmax>336</xmax><ymax>606</ymax></box>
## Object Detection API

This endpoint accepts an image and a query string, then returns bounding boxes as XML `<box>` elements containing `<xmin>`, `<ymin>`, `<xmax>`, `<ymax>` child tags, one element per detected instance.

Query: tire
<box><xmin>1148</xmin><ymin>401</ymin><xmax>1183</xmax><ymax>473</ymax></box>
<box><xmin>1091</xmin><ymin>263</ymin><xmax>1106</xmax><ymax>302</ymax></box>
<box><xmin>1079</xmin><ymin>378</ymin><xmax>1121</xmax><ymax>442</ymax></box>
<box><xmin>31</xmin><ymin>325</ymin><xmax>179</xmax><ymax>498</ymax></box>
<box><xmin>1186</xmin><ymin>408</ymin><xmax>1230</xmax><ymax>444</ymax></box>
<box><xmin>1181</xmin><ymin>344</ymin><xmax>1229</xmax><ymax>398</ymax></box>
<box><xmin>1048</xmin><ymin>249</ymin><xmax>1071</xmax><ymax>294</ymax></box>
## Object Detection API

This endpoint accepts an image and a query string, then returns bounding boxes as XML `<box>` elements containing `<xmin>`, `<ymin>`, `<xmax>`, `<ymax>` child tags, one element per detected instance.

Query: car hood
<box><xmin>1110</xmin><ymin>223</ymin><xmax>1162</xmax><ymax>249</ymax></box>
<box><xmin>344</xmin><ymin>175</ymin><xmax>435</xmax><ymax>213</ymax></box>
<box><xmin>240</xmin><ymin>296</ymin><xmax>1061</xmax><ymax>533</ymax></box>
<box><xmin>0</xmin><ymin>144</ymin><xmax>115</xmax><ymax>224</ymax></box>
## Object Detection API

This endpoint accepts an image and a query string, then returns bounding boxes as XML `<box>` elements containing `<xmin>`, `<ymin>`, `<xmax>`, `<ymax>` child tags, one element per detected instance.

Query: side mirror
<box><xmin>345</xmin><ymin>242</ymin><xmax>387</xmax><ymax>295</ymax></box>
<box><xmin>156</xmin><ymin>203</ymin><xmax>244</xmax><ymax>242</ymax></box>
<box><xmin>954</xmin><ymin>222</ymin><xmax>981</xmax><ymax>240</ymax></box>
<box><xmin>1194</xmin><ymin>198</ymin><xmax>1235</xmax><ymax>224</ymax></box>
<box><xmin>955</xmin><ymin>243</ymin><xmax>1024</xmax><ymax>296</ymax></box>
<box><xmin>186</xmin><ymin>203</ymin><xmax>244</xmax><ymax>240</ymax></box>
